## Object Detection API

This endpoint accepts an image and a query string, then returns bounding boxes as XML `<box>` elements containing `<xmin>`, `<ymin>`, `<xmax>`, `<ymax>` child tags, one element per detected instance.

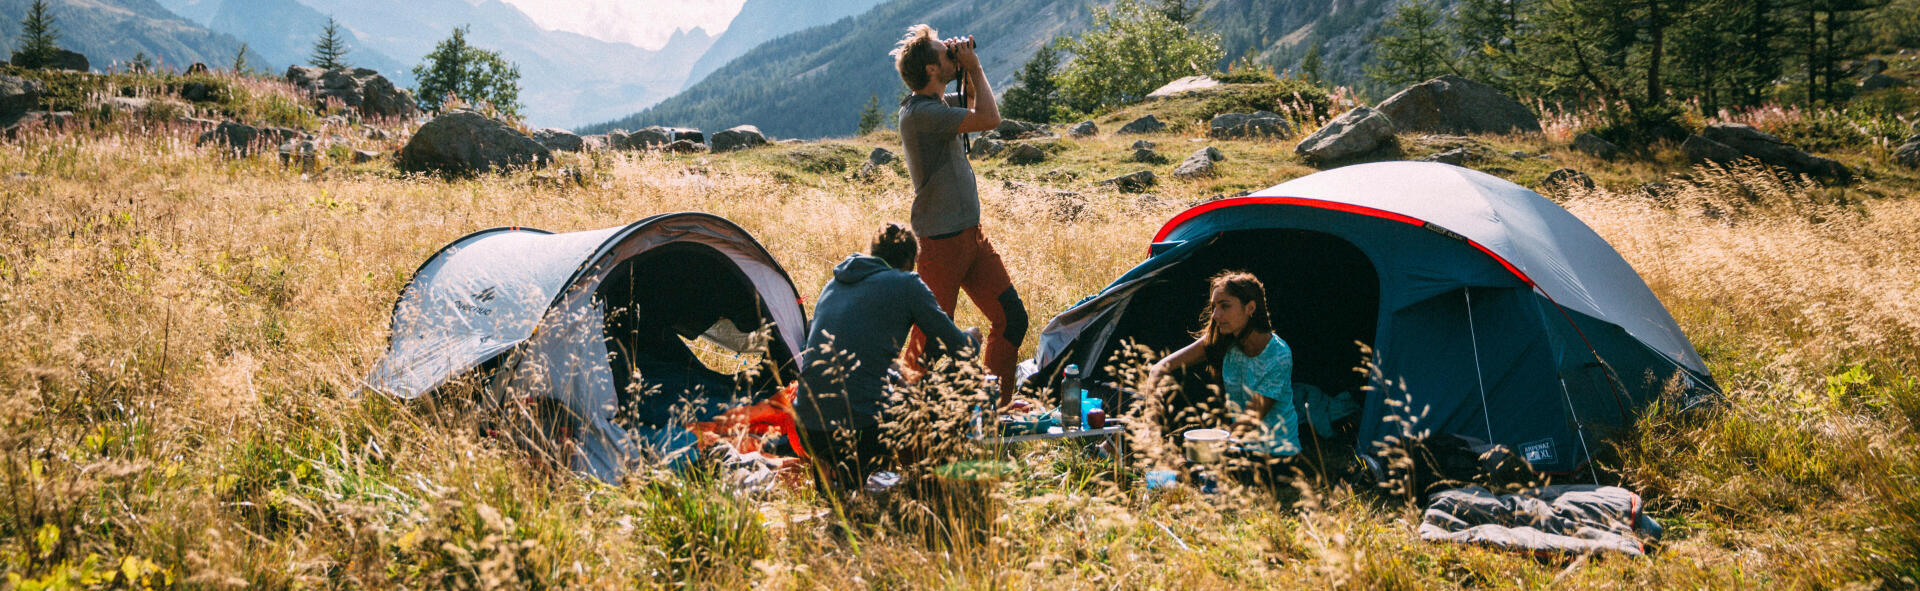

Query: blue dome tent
<box><xmin>1026</xmin><ymin>162</ymin><xmax>1717</xmax><ymax>474</ymax></box>
<box><xmin>365</xmin><ymin>213</ymin><xmax>807</xmax><ymax>481</ymax></box>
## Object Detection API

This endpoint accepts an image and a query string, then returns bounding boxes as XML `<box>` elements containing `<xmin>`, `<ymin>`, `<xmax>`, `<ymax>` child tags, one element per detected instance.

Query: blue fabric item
<box><xmin>1223</xmin><ymin>334</ymin><xmax>1300</xmax><ymax>456</ymax></box>
<box><xmin>796</xmin><ymin>254</ymin><xmax>974</xmax><ymax>431</ymax></box>
<box><xmin>1028</xmin><ymin>162</ymin><xmax>1720</xmax><ymax>475</ymax></box>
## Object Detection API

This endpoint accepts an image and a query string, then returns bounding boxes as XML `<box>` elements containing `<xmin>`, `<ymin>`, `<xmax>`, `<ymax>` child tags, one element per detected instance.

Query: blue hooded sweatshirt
<box><xmin>796</xmin><ymin>254</ymin><xmax>973</xmax><ymax>431</ymax></box>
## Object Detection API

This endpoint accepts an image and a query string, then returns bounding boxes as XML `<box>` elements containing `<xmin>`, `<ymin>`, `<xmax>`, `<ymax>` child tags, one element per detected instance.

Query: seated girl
<box><xmin>1146</xmin><ymin>271</ymin><xmax>1300</xmax><ymax>458</ymax></box>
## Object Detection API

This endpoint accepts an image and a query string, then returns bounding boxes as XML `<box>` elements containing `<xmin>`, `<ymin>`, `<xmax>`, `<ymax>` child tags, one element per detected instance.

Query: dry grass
<box><xmin>2</xmin><ymin>98</ymin><xmax>1918</xmax><ymax>589</ymax></box>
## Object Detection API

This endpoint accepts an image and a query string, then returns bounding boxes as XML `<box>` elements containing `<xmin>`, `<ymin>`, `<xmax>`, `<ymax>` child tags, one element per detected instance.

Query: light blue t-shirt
<box><xmin>1222</xmin><ymin>334</ymin><xmax>1300</xmax><ymax>456</ymax></box>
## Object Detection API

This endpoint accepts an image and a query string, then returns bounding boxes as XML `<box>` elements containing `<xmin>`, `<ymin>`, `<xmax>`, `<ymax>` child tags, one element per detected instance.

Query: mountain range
<box><xmin>0</xmin><ymin>0</ymin><xmax>243</xmax><ymax>69</ymax></box>
<box><xmin>587</xmin><ymin>0</ymin><xmax>1409</xmax><ymax>139</ymax></box>
<box><xmin>682</xmin><ymin>0</ymin><xmax>889</xmax><ymax>92</ymax></box>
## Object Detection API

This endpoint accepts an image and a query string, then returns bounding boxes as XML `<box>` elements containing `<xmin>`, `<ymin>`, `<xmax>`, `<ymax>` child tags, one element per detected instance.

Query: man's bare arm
<box><xmin>951</xmin><ymin>37</ymin><xmax>1000</xmax><ymax>134</ymax></box>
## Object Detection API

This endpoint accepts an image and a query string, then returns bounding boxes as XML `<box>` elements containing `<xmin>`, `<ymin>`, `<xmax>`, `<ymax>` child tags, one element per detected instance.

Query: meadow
<box><xmin>2</xmin><ymin>73</ymin><xmax>1919</xmax><ymax>588</ymax></box>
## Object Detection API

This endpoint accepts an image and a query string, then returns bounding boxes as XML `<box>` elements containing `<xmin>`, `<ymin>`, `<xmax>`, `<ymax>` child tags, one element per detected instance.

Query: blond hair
<box><xmin>891</xmin><ymin>24</ymin><xmax>941</xmax><ymax>91</ymax></box>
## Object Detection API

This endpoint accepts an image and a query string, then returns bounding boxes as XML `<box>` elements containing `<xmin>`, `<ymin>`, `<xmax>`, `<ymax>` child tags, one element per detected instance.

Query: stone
<box><xmin>1893</xmin><ymin>140</ymin><xmax>1920</xmax><ymax>170</ymax></box>
<box><xmin>581</xmin><ymin>134</ymin><xmax>609</xmax><ymax>151</ymax></box>
<box><xmin>1572</xmin><ymin>133</ymin><xmax>1620</xmax><ymax>160</ymax></box>
<box><xmin>1147</xmin><ymin>75</ymin><xmax>1221</xmax><ymax>99</ymax></box>
<box><xmin>1067</xmin><ymin>120</ymin><xmax>1097</xmax><ymax>138</ymax></box>
<box><xmin>709</xmin><ymin>125</ymin><xmax>768</xmax><ymax>152</ymax></box>
<box><xmin>1860</xmin><ymin>74</ymin><xmax>1905</xmax><ymax>91</ymax></box>
<box><xmin>197</xmin><ymin>121</ymin><xmax>309</xmax><ymax>155</ymax></box>
<box><xmin>278</xmin><ymin>139</ymin><xmax>322</xmax><ymax>166</ymax></box>
<box><xmin>2</xmin><ymin>110</ymin><xmax>72</xmax><ymax>139</ymax></box>
<box><xmin>1006</xmin><ymin>142</ymin><xmax>1047</xmax><ymax>165</ymax></box>
<box><xmin>531</xmin><ymin>128</ymin><xmax>584</xmax><ymax>152</ymax></box>
<box><xmin>970</xmin><ymin>136</ymin><xmax>1005</xmax><ymax>157</ymax></box>
<box><xmin>1171</xmin><ymin>147</ymin><xmax>1220</xmax><ymax>178</ymax></box>
<box><xmin>12</xmin><ymin>48</ymin><xmax>88</xmax><ymax>71</ymax></box>
<box><xmin>665</xmin><ymin>139</ymin><xmax>708</xmax><ymax>153</ymax></box>
<box><xmin>1102</xmin><ymin>170</ymin><xmax>1157</xmax><ymax>193</ymax></box>
<box><xmin>1130</xmin><ymin>139</ymin><xmax>1155</xmax><ymax>150</ymax></box>
<box><xmin>1543</xmin><ymin>168</ymin><xmax>1595</xmax><ymax>191</ymax></box>
<box><xmin>868</xmin><ymin>147</ymin><xmax>894</xmax><ymax>165</ymax></box>
<box><xmin>1375</xmin><ymin>75</ymin><xmax>1541</xmax><ymax>135</ymax></box>
<box><xmin>398</xmin><ymin>110</ymin><xmax>552</xmax><ymax>174</ymax></box>
<box><xmin>1422</xmin><ymin>147</ymin><xmax>1474</xmax><ymax>165</ymax></box>
<box><xmin>185</xmin><ymin>62</ymin><xmax>209</xmax><ymax>75</ymax></box>
<box><xmin>992</xmin><ymin>119</ymin><xmax>1051</xmax><ymax>140</ymax></box>
<box><xmin>1208</xmin><ymin>111</ymin><xmax>1291</xmax><ymax>139</ymax></box>
<box><xmin>1680</xmin><ymin>134</ymin><xmax>1743</xmax><ymax>164</ymax></box>
<box><xmin>1701</xmin><ymin>122</ymin><xmax>1850</xmax><ymax>180</ymax></box>
<box><xmin>1117</xmin><ymin>114</ymin><xmax>1166</xmax><ymax>135</ymax></box>
<box><xmin>1128</xmin><ymin>148</ymin><xmax>1166</xmax><ymax>163</ymax></box>
<box><xmin>352</xmin><ymin>149</ymin><xmax>381</xmax><ymax>164</ymax></box>
<box><xmin>1861</xmin><ymin>57</ymin><xmax>1889</xmax><ymax>76</ymax></box>
<box><xmin>101</xmin><ymin>97</ymin><xmax>152</xmax><ymax>113</ymax></box>
<box><xmin>1</xmin><ymin>74</ymin><xmax>42</xmax><ymax>119</ymax></box>
<box><xmin>1295</xmin><ymin>106</ymin><xmax>1398</xmax><ymax>164</ymax></box>
<box><xmin>286</xmin><ymin>65</ymin><xmax>418</xmax><ymax>118</ymax></box>
<box><xmin>615</xmin><ymin>126</ymin><xmax>672</xmax><ymax>149</ymax></box>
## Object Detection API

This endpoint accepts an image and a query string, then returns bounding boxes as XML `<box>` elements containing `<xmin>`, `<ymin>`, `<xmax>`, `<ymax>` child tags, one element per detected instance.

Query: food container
<box><xmin>1182</xmin><ymin>428</ymin><xmax>1230</xmax><ymax>463</ymax></box>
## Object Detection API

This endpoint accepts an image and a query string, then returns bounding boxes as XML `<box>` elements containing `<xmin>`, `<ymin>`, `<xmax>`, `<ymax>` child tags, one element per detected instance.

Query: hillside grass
<box><xmin>3</xmin><ymin>83</ymin><xmax>1920</xmax><ymax>588</ymax></box>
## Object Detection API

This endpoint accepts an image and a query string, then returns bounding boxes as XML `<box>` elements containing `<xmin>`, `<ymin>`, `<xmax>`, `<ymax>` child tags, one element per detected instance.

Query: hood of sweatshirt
<box><xmin>832</xmin><ymin>253</ymin><xmax>894</xmax><ymax>284</ymax></box>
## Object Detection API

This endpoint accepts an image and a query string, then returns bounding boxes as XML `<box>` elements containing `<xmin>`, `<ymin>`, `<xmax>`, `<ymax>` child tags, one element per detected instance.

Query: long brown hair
<box><xmin>1195</xmin><ymin>270</ymin><xmax>1272</xmax><ymax>362</ymax></box>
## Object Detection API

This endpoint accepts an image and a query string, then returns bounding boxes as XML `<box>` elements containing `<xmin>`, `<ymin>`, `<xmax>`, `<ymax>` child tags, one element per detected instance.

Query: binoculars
<box><xmin>946</xmin><ymin>36</ymin><xmax>976</xmax><ymax>61</ymax></box>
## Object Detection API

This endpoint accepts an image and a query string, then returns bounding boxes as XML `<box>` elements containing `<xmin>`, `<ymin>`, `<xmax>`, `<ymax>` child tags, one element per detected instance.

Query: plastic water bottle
<box><xmin>1060</xmin><ymin>364</ymin><xmax>1083</xmax><ymax>429</ymax></box>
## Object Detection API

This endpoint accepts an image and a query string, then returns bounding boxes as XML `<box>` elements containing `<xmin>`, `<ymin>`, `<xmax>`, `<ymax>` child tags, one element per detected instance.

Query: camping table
<box><xmin>974</xmin><ymin>425</ymin><xmax>1127</xmax><ymax>458</ymax></box>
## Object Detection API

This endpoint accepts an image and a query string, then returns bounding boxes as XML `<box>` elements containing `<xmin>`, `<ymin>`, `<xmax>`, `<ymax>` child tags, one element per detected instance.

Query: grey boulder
<box><xmin>11</xmin><ymin>48</ymin><xmax>88</xmax><ymax>71</ymax></box>
<box><xmin>1067</xmin><ymin>120</ymin><xmax>1097</xmax><ymax>138</ymax></box>
<box><xmin>1542</xmin><ymin>168</ymin><xmax>1595</xmax><ymax>191</ymax></box>
<box><xmin>1295</xmin><ymin>106</ymin><xmax>1398</xmax><ymax>164</ymax></box>
<box><xmin>1680</xmin><ymin>134</ymin><xmax>1744</xmax><ymax>164</ymax></box>
<box><xmin>1375</xmin><ymin>75</ymin><xmax>1541</xmax><ymax>135</ymax></box>
<box><xmin>1117</xmin><ymin>114</ymin><xmax>1166</xmax><ymax>135</ymax></box>
<box><xmin>1</xmin><ymin>74</ymin><xmax>43</xmax><ymax>119</ymax></box>
<box><xmin>1893</xmin><ymin>140</ymin><xmax>1919</xmax><ymax>170</ymax></box>
<box><xmin>1102</xmin><ymin>170</ymin><xmax>1157</xmax><ymax>192</ymax></box>
<box><xmin>1128</xmin><ymin>147</ymin><xmax>1166</xmax><ymax>163</ymax></box>
<box><xmin>1572</xmin><ymin>133</ymin><xmax>1620</xmax><ymax>160</ymax></box>
<box><xmin>869</xmin><ymin>147</ymin><xmax>894</xmax><ymax>165</ymax></box>
<box><xmin>970</xmin><ymin>136</ymin><xmax>1006</xmax><ymax>157</ymax></box>
<box><xmin>198</xmin><ymin>121</ymin><xmax>311</xmax><ymax>155</ymax></box>
<box><xmin>1171</xmin><ymin>146</ymin><xmax>1224</xmax><ymax>178</ymax></box>
<box><xmin>1006</xmin><ymin>142</ymin><xmax>1047</xmax><ymax>165</ymax></box>
<box><xmin>1701</xmin><ymin>122</ymin><xmax>1850</xmax><ymax>180</ymax></box>
<box><xmin>531</xmin><ymin>128</ymin><xmax>584</xmax><ymax>152</ymax></box>
<box><xmin>399</xmin><ymin>110</ymin><xmax>552</xmax><ymax>174</ymax></box>
<box><xmin>1860</xmin><ymin>74</ymin><xmax>1906</xmax><ymax>91</ymax></box>
<box><xmin>1208</xmin><ymin>111</ymin><xmax>1291</xmax><ymax>139</ymax></box>
<box><xmin>993</xmin><ymin>119</ymin><xmax>1051</xmax><ymax>140</ymax></box>
<box><xmin>286</xmin><ymin>66</ymin><xmax>419</xmax><ymax>118</ymax></box>
<box><xmin>710</xmin><ymin>125</ymin><xmax>768</xmax><ymax>152</ymax></box>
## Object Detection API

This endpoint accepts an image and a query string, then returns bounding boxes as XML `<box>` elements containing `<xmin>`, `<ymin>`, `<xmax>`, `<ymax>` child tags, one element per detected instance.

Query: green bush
<box><xmin>1589</xmin><ymin>102</ymin><xmax>1694</xmax><ymax>150</ymax></box>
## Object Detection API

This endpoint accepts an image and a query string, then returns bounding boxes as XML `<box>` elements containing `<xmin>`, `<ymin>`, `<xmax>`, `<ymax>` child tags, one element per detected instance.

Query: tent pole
<box><xmin>1464</xmin><ymin>288</ymin><xmax>1495</xmax><ymax>444</ymax></box>
<box><xmin>1560</xmin><ymin>376</ymin><xmax>1601</xmax><ymax>483</ymax></box>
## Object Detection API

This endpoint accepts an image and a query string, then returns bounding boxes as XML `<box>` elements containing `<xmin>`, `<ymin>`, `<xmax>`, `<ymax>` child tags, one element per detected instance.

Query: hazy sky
<box><xmin>497</xmin><ymin>0</ymin><xmax>748</xmax><ymax>49</ymax></box>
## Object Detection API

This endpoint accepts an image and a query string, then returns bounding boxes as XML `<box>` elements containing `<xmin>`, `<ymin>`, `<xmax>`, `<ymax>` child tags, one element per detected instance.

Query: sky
<box><xmin>497</xmin><ymin>0</ymin><xmax>749</xmax><ymax>49</ymax></box>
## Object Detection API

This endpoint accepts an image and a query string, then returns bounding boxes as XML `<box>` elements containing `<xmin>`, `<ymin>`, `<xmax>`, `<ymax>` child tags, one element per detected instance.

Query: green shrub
<box><xmin>1590</xmin><ymin>102</ymin><xmax>1694</xmax><ymax>150</ymax></box>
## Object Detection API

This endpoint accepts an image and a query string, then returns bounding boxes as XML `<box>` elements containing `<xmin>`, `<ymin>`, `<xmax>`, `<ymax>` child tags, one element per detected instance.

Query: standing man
<box><xmin>890</xmin><ymin>24</ymin><xmax>1026</xmax><ymax>406</ymax></box>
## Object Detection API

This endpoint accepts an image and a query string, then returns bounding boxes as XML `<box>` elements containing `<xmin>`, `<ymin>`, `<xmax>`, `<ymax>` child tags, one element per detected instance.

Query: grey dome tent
<box><xmin>365</xmin><ymin>212</ymin><xmax>807</xmax><ymax>481</ymax></box>
<box><xmin>1026</xmin><ymin>162</ymin><xmax>1717</xmax><ymax>474</ymax></box>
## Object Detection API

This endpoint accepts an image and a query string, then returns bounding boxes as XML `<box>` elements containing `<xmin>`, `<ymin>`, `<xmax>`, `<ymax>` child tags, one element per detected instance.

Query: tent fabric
<box><xmin>1029</xmin><ymin>162</ymin><xmax>1717</xmax><ymax>474</ymax></box>
<box><xmin>365</xmin><ymin>213</ymin><xmax>806</xmax><ymax>481</ymax></box>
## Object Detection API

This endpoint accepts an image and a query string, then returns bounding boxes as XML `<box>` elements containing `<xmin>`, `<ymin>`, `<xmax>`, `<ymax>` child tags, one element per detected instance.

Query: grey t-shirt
<box><xmin>898</xmin><ymin>94</ymin><xmax>979</xmax><ymax>237</ymax></box>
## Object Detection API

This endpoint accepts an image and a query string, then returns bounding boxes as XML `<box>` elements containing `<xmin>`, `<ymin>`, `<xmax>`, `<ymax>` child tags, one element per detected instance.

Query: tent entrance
<box><xmin>1090</xmin><ymin>229</ymin><xmax>1379</xmax><ymax>434</ymax></box>
<box><xmin>597</xmin><ymin>241</ymin><xmax>787</xmax><ymax>435</ymax></box>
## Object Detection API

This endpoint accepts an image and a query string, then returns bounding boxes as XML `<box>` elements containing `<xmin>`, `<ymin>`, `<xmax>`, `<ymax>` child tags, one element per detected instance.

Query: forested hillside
<box><xmin>0</xmin><ymin>0</ymin><xmax>243</xmax><ymax>69</ymax></box>
<box><xmin>582</xmin><ymin>0</ymin><xmax>1094</xmax><ymax>139</ymax></box>
<box><xmin>681</xmin><ymin>0</ymin><xmax>889</xmax><ymax>92</ymax></box>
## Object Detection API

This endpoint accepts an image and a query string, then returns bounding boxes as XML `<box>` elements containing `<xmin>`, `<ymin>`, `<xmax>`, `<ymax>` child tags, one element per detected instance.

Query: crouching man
<box><xmin>795</xmin><ymin>223</ymin><xmax>978</xmax><ymax>493</ymax></box>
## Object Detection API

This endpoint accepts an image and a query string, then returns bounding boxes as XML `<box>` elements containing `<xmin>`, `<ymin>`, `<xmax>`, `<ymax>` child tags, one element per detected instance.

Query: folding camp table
<box><xmin>974</xmin><ymin>425</ymin><xmax>1127</xmax><ymax>458</ymax></box>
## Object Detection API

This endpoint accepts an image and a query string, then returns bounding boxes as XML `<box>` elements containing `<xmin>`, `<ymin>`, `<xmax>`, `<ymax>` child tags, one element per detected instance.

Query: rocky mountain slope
<box><xmin>0</xmin><ymin>0</ymin><xmax>244</xmax><ymax>69</ymax></box>
<box><xmin>681</xmin><ymin>0</ymin><xmax>889</xmax><ymax>91</ymax></box>
<box><xmin>204</xmin><ymin>0</ymin><xmax>407</xmax><ymax>79</ymax></box>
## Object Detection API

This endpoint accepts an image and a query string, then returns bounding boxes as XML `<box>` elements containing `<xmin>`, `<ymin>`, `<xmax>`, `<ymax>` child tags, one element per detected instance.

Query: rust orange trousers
<box><xmin>906</xmin><ymin>226</ymin><xmax>1026</xmax><ymax>402</ymax></box>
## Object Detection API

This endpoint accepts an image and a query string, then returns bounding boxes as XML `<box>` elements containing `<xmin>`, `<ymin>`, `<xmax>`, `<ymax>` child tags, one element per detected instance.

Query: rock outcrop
<box><xmin>1698</xmin><ymin>122</ymin><xmax>1850</xmax><ymax>180</ymax></box>
<box><xmin>1067</xmin><ymin>121</ymin><xmax>1097</xmax><ymax>138</ymax></box>
<box><xmin>1102</xmin><ymin>170</ymin><xmax>1157</xmax><ymax>192</ymax></box>
<box><xmin>1543</xmin><ymin>168</ymin><xmax>1595</xmax><ymax>191</ymax></box>
<box><xmin>1117</xmin><ymin>114</ymin><xmax>1166</xmax><ymax>135</ymax></box>
<box><xmin>710</xmin><ymin>125</ymin><xmax>768</xmax><ymax>152</ymax></box>
<box><xmin>1295</xmin><ymin>107</ymin><xmax>1397</xmax><ymax>164</ymax></box>
<box><xmin>398</xmin><ymin>111</ymin><xmax>551</xmax><ymax>174</ymax></box>
<box><xmin>1171</xmin><ymin>146</ymin><xmax>1225</xmax><ymax>178</ymax></box>
<box><xmin>992</xmin><ymin>119</ymin><xmax>1051</xmax><ymax>140</ymax></box>
<box><xmin>970</xmin><ymin>137</ymin><xmax>1006</xmax><ymax>157</ymax></box>
<box><xmin>531</xmin><ymin>128</ymin><xmax>584</xmax><ymax>152</ymax></box>
<box><xmin>1208</xmin><ymin>111</ymin><xmax>1291</xmax><ymax>140</ymax></box>
<box><xmin>12</xmin><ymin>48</ymin><xmax>88</xmax><ymax>71</ymax></box>
<box><xmin>1147</xmin><ymin>75</ymin><xmax>1221</xmax><ymax>99</ymax></box>
<box><xmin>1006</xmin><ymin>142</ymin><xmax>1047</xmax><ymax>165</ymax></box>
<box><xmin>868</xmin><ymin>147</ymin><xmax>894</xmax><ymax>166</ymax></box>
<box><xmin>198</xmin><ymin>121</ymin><xmax>311</xmax><ymax>155</ymax></box>
<box><xmin>285</xmin><ymin>66</ymin><xmax>419</xmax><ymax>119</ymax></box>
<box><xmin>1375</xmin><ymin>75</ymin><xmax>1541</xmax><ymax>135</ymax></box>
<box><xmin>1892</xmin><ymin>136</ymin><xmax>1919</xmax><ymax>170</ymax></box>
<box><xmin>1</xmin><ymin>75</ymin><xmax>42</xmax><ymax>120</ymax></box>
<box><xmin>1572</xmin><ymin>133</ymin><xmax>1620</xmax><ymax>160</ymax></box>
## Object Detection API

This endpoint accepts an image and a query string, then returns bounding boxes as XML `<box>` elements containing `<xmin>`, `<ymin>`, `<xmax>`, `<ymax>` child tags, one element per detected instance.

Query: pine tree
<box><xmin>128</xmin><ymin>51</ymin><xmax>153</xmax><ymax>73</ymax></box>
<box><xmin>232</xmin><ymin>43</ymin><xmax>254</xmax><ymax>75</ymax></box>
<box><xmin>1153</xmin><ymin>0</ymin><xmax>1203</xmax><ymax>25</ymax></box>
<box><xmin>1299</xmin><ymin>44</ymin><xmax>1324</xmax><ymax>83</ymax></box>
<box><xmin>412</xmin><ymin>26</ymin><xmax>523</xmax><ymax>118</ymax></box>
<box><xmin>1000</xmin><ymin>42</ymin><xmax>1062</xmax><ymax>123</ymax></box>
<box><xmin>310</xmin><ymin>16</ymin><xmax>351</xmax><ymax>70</ymax></box>
<box><xmin>1367</xmin><ymin>0</ymin><xmax>1456</xmax><ymax>86</ymax></box>
<box><xmin>856</xmin><ymin>93</ymin><xmax>883</xmax><ymax>135</ymax></box>
<box><xmin>14</xmin><ymin>0</ymin><xmax>61</xmax><ymax>69</ymax></box>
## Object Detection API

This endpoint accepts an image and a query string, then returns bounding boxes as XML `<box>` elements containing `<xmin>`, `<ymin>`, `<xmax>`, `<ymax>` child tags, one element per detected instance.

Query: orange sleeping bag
<box><xmin>690</xmin><ymin>382</ymin><xmax>808</xmax><ymax>460</ymax></box>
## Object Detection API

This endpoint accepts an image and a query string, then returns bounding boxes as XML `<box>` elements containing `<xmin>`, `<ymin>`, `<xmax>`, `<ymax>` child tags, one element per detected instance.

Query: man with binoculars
<box><xmin>889</xmin><ymin>25</ymin><xmax>1026</xmax><ymax>406</ymax></box>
